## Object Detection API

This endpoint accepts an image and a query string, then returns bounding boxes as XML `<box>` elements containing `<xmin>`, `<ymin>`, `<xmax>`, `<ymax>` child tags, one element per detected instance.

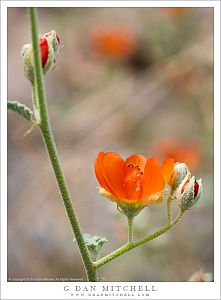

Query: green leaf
<box><xmin>83</xmin><ymin>234</ymin><xmax>107</xmax><ymax>256</ymax></box>
<box><xmin>7</xmin><ymin>100</ymin><xmax>34</xmax><ymax>122</ymax></box>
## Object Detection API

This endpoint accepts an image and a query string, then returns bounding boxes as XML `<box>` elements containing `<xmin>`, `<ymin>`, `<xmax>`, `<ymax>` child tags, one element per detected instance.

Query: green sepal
<box><xmin>7</xmin><ymin>100</ymin><xmax>34</xmax><ymax>123</ymax></box>
<box><xmin>117</xmin><ymin>202</ymin><xmax>144</xmax><ymax>218</ymax></box>
<box><xmin>83</xmin><ymin>234</ymin><xmax>107</xmax><ymax>256</ymax></box>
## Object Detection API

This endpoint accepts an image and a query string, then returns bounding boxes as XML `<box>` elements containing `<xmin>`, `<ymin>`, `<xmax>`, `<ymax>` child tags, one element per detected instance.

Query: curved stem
<box><xmin>95</xmin><ymin>210</ymin><xmax>184</xmax><ymax>269</ymax></box>
<box><xmin>167</xmin><ymin>192</ymin><xmax>173</xmax><ymax>224</ymax></box>
<box><xmin>28</xmin><ymin>7</ymin><xmax>97</xmax><ymax>281</ymax></box>
<box><xmin>127</xmin><ymin>216</ymin><xmax>134</xmax><ymax>243</ymax></box>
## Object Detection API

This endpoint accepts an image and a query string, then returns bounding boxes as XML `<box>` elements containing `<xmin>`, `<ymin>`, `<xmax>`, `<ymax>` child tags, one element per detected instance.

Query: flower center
<box><xmin>126</xmin><ymin>164</ymin><xmax>144</xmax><ymax>193</ymax></box>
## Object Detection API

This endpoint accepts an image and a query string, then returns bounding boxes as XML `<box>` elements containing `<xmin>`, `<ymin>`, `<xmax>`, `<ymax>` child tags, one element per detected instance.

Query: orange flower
<box><xmin>156</xmin><ymin>139</ymin><xmax>201</xmax><ymax>172</ymax></box>
<box><xmin>94</xmin><ymin>152</ymin><xmax>174</xmax><ymax>206</ymax></box>
<box><xmin>90</xmin><ymin>25</ymin><xmax>137</xmax><ymax>60</ymax></box>
<box><xmin>159</xmin><ymin>7</ymin><xmax>193</xmax><ymax>14</ymax></box>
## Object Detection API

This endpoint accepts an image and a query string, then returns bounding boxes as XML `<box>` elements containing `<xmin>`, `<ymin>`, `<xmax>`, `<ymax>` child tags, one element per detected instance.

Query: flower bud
<box><xmin>177</xmin><ymin>176</ymin><xmax>203</xmax><ymax>211</ymax></box>
<box><xmin>169</xmin><ymin>162</ymin><xmax>190</xmax><ymax>193</ymax></box>
<box><xmin>21</xmin><ymin>30</ymin><xmax>61</xmax><ymax>83</ymax></box>
<box><xmin>39</xmin><ymin>37</ymin><xmax>49</xmax><ymax>67</ymax></box>
<box><xmin>43</xmin><ymin>30</ymin><xmax>60</xmax><ymax>57</ymax></box>
<box><xmin>188</xmin><ymin>270</ymin><xmax>213</xmax><ymax>282</ymax></box>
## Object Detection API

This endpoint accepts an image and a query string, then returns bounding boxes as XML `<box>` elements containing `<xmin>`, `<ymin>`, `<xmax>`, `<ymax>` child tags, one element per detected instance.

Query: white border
<box><xmin>213</xmin><ymin>0</ymin><xmax>221</xmax><ymax>291</ymax></box>
<box><xmin>1</xmin><ymin>1</ymin><xmax>220</xmax><ymax>299</ymax></box>
<box><xmin>3</xmin><ymin>0</ymin><xmax>219</xmax><ymax>8</ymax></box>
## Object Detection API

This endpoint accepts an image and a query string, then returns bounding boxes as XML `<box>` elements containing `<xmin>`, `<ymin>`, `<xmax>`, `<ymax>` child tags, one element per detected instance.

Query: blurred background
<box><xmin>8</xmin><ymin>7</ymin><xmax>213</xmax><ymax>282</ymax></box>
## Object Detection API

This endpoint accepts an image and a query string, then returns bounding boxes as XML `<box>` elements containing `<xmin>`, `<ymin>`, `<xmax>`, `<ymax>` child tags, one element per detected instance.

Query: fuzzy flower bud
<box><xmin>169</xmin><ymin>162</ymin><xmax>190</xmax><ymax>193</ymax></box>
<box><xmin>21</xmin><ymin>30</ymin><xmax>61</xmax><ymax>83</ymax></box>
<box><xmin>39</xmin><ymin>37</ymin><xmax>49</xmax><ymax>67</ymax></box>
<box><xmin>177</xmin><ymin>176</ymin><xmax>203</xmax><ymax>211</ymax></box>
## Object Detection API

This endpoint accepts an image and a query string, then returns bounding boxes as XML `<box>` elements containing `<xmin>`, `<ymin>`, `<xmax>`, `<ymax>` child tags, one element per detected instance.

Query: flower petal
<box><xmin>141</xmin><ymin>191</ymin><xmax>164</xmax><ymax>205</ymax></box>
<box><xmin>94</xmin><ymin>152</ymin><xmax>113</xmax><ymax>194</ymax></box>
<box><xmin>39</xmin><ymin>38</ymin><xmax>49</xmax><ymax>67</ymax></box>
<box><xmin>124</xmin><ymin>168</ymin><xmax>143</xmax><ymax>200</ymax></box>
<box><xmin>161</xmin><ymin>159</ymin><xmax>174</xmax><ymax>184</ymax></box>
<box><xmin>142</xmin><ymin>157</ymin><xmax>165</xmax><ymax>197</ymax></box>
<box><xmin>125</xmin><ymin>154</ymin><xmax>146</xmax><ymax>171</ymax></box>
<box><xmin>99</xmin><ymin>152</ymin><xmax>126</xmax><ymax>199</ymax></box>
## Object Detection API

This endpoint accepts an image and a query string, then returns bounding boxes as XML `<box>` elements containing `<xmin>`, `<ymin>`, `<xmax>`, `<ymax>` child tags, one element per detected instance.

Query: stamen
<box><xmin>127</xmin><ymin>163</ymin><xmax>134</xmax><ymax>168</ymax></box>
<box><xmin>126</xmin><ymin>163</ymin><xmax>144</xmax><ymax>193</ymax></box>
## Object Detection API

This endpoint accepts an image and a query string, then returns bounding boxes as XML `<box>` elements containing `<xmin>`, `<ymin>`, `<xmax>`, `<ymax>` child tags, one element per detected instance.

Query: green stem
<box><xmin>95</xmin><ymin>210</ymin><xmax>184</xmax><ymax>269</ymax></box>
<box><xmin>128</xmin><ymin>216</ymin><xmax>133</xmax><ymax>243</ymax></box>
<box><xmin>167</xmin><ymin>192</ymin><xmax>172</xmax><ymax>224</ymax></box>
<box><xmin>31</xmin><ymin>83</ymin><xmax>40</xmax><ymax>123</ymax></box>
<box><xmin>28</xmin><ymin>7</ymin><xmax>97</xmax><ymax>282</ymax></box>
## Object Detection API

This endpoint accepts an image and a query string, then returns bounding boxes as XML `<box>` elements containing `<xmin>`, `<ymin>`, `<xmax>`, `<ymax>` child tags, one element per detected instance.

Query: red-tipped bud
<box><xmin>194</xmin><ymin>180</ymin><xmax>199</xmax><ymax>198</ymax></box>
<box><xmin>169</xmin><ymin>162</ymin><xmax>203</xmax><ymax>211</ymax></box>
<box><xmin>39</xmin><ymin>38</ymin><xmax>49</xmax><ymax>67</ymax></box>
<box><xmin>169</xmin><ymin>162</ymin><xmax>191</xmax><ymax>193</ymax></box>
<box><xmin>181</xmin><ymin>180</ymin><xmax>189</xmax><ymax>194</ymax></box>
<box><xmin>188</xmin><ymin>270</ymin><xmax>213</xmax><ymax>282</ymax></box>
<box><xmin>21</xmin><ymin>30</ymin><xmax>61</xmax><ymax>83</ymax></box>
<box><xmin>177</xmin><ymin>176</ymin><xmax>203</xmax><ymax>211</ymax></box>
<box><xmin>56</xmin><ymin>34</ymin><xmax>61</xmax><ymax>44</ymax></box>
<box><xmin>181</xmin><ymin>179</ymin><xmax>199</xmax><ymax>198</ymax></box>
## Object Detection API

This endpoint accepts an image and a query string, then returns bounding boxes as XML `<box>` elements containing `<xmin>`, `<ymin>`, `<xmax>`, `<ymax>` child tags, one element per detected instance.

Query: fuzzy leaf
<box><xmin>8</xmin><ymin>100</ymin><xmax>34</xmax><ymax>122</ymax></box>
<box><xmin>83</xmin><ymin>234</ymin><xmax>107</xmax><ymax>256</ymax></box>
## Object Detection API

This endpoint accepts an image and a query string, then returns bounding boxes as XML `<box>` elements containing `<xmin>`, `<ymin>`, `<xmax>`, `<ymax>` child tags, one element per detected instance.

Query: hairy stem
<box><xmin>28</xmin><ymin>7</ymin><xmax>97</xmax><ymax>281</ymax></box>
<box><xmin>95</xmin><ymin>210</ymin><xmax>184</xmax><ymax>269</ymax></box>
<box><xmin>128</xmin><ymin>216</ymin><xmax>134</xmax><ymax>243</ymax></box>
<box><xmin>31</xmin><ymin>83</ymin><xmax>40</xmax><ymax>123</ymax></box>
<box><xmin>167</xmin><ymin>192</ymin><xmax>173</xmax><ymax>224</ymax></box>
